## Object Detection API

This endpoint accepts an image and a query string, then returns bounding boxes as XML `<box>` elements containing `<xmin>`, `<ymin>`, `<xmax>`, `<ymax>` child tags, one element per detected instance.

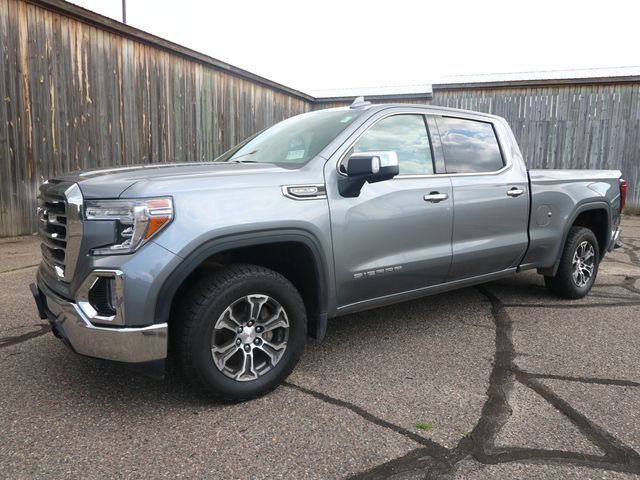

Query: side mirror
<box><xmin>338</xmin><ymin>151</ymin><xmax>399</xmax><ymax>197</ymax></box>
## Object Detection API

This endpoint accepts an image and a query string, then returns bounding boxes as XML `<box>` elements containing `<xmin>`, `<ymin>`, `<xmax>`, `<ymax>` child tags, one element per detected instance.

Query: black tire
<box><xmin>174</xmin><ymin>264</ymin><xmax>307</xmax><ymax>402</ymax></box>
<box><xmin>544</xmin><ymin>226</ymin><xmax>600</xmax><ymax>299</ymax></box>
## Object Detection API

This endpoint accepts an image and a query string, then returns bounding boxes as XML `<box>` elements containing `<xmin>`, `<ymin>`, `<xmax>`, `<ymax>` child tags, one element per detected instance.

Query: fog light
<box><xmin>76</xmin><ymin>270</ymin><xmax>124</xmax><ymax>325</ymax></box>
<box><xmin>88</xmin><ymin>276</ymin><xmax>117</xmax><ymax>316</ymax></box>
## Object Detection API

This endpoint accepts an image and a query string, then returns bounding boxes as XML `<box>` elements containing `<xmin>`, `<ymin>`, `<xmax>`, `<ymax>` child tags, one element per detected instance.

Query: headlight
<box><xmin>85</xmin><ymin>197</ymin><xmax>173</xmax><ymax>255</ymax></box>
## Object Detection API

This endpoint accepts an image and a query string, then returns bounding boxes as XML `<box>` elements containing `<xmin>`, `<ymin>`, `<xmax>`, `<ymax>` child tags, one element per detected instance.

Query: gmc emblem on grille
<box><xmin>37</xmin><ymin>206</ymin><xmax>49</xmax><ymax>225</ymax></box>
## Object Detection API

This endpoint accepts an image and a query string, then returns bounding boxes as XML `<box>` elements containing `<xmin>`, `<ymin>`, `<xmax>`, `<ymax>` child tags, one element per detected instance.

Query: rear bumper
<box><xmin>32</xmin><ymin>277</ymin><xmax>168</xmax><ymax>364</ymax></box>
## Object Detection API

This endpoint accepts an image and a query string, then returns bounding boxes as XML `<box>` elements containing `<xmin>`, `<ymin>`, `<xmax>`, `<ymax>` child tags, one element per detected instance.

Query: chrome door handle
<box><xmin>507</xmin><ymin>188</ymin><xmax>525</xmax><ymax>197</ymax></box>
<box><xmin>423</xmin><ymin>192</ymin><xmax>449</xmax><ymax>203</ymax></box>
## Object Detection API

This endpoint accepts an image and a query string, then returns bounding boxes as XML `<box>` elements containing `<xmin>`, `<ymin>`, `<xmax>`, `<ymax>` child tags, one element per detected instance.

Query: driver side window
<box><xmin>353</xmin><ymin>114</ymin><xmax>434</xmax><ymax>175</ymax></box>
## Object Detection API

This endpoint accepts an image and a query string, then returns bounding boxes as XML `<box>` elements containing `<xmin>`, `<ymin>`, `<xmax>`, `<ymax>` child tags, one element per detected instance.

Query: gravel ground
<box><xmin>1</xmin><ymin>217</ymin><xmax>639</xmax><ymax>479</ymax></box>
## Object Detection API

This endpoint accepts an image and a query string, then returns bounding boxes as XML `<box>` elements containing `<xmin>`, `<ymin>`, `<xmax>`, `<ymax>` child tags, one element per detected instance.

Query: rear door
<box><xmin>435</xmin><ymin>116</ymin><xmax>529</xmax><ymax>280</ymax></box>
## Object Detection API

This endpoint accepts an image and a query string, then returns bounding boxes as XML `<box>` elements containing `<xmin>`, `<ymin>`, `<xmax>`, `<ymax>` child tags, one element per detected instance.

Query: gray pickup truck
<box><xmin>31</xmin><ymin>99</ymin><xmax>627</xmax><ymax>401</ymax></box>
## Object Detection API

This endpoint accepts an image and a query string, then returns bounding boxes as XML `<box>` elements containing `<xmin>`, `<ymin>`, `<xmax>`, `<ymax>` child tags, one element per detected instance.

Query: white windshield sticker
<box><xmin>286</xmin><ymin>149</ymin><xmax>305</xmax><ymax>160</ymax></box>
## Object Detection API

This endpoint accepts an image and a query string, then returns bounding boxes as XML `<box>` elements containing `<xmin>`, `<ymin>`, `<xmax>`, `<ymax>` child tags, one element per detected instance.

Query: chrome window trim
<box><xmin>389</xmin><ymin>162</ymin><xmax>513</xmax><ymax>180</ymax></box>
<box><xmin>335</xmin><ymin>109</ymin><xmax>513</xmax><ymax>179</ymax></box>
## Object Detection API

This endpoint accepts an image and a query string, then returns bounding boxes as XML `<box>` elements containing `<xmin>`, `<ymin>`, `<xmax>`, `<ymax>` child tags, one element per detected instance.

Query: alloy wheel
<box><xmin>571</xmin><ymin>240</ymin><xmax>595</xmax><ymax>287</ymax></box>
<box><xmin>211</xmin><ymin>294</ymin><xmax>289</xmax><ymax>381</ymax></box>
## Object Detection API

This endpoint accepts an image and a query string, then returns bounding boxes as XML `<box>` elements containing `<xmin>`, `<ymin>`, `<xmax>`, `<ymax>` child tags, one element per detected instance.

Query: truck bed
<box><xmin>522</xmin><ymin>169</ymin><xmax>622</xmax><ymax>271</ymax></box>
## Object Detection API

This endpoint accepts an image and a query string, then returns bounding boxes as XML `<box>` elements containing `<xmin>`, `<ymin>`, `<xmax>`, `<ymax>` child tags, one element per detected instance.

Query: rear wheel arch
<box><xmin>571</xmin><ymin>207</ymin><xmax>609</xmax><ymax>258</ymax></box>
<box><xmin>540</xmin><ymin>201</ymin><xmax>611</xmax><ymax>277</ymax></box>
<box><xmin>155</xmin><ymin>231</ymin><xmax>329</xmax><ymax>339</ymax></box>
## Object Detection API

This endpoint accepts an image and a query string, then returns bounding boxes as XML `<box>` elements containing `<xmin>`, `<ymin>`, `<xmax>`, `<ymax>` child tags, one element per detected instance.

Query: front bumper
<box><xmin>32</xmin><ymin>277</ymin><xmax>168</xmax><ymax>364</ymax></box>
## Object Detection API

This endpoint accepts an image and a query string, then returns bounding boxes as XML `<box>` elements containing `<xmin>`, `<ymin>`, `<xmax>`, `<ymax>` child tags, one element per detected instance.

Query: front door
<box><xmin>325</xmin><ymin>113</ymin><xmax>454</xmax><ymax>309</ymax></box>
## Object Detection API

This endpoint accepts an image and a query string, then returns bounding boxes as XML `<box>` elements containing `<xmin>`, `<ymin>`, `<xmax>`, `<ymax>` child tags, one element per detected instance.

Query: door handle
<box><xmin>507</xmin><ymin>187</ymin><xmax>525</xmax><ymax>197</ymax></box>
<box><xmin>423</xmin><ymin>192</ymin><xmax>449</xmax><ymax>203</ymax></box>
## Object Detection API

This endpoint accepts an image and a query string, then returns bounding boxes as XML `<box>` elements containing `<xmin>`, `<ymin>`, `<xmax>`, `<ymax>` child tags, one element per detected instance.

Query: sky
<box><xmin>68</xmin><ymin>0</ymin><xmax>640</xmax><ymax>94</ymax></box>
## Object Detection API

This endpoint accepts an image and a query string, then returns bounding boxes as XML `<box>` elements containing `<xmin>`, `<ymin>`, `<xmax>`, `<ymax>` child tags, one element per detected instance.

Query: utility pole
<box><xmin>122</xmin><ymin>0</ymin><xmax>127</xmax><ymax>24</ymax></box>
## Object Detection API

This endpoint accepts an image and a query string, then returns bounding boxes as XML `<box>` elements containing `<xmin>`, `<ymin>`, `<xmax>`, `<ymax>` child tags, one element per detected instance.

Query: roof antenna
<box><xmin>350</xmin><ymin>96</ymin><xmax>371</xmax><ymax>109</ymax></box>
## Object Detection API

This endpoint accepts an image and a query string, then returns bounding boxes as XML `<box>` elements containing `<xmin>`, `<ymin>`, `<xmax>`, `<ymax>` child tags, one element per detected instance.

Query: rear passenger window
<box><xmin>437</xmin><ymin>117</ymin><xmax>504</xmax><ymax>173</ymax></box>
<box><xmin>354</xmin><ymin>114</ymin><xmax>434</xmax><ymax>175</ymax></box>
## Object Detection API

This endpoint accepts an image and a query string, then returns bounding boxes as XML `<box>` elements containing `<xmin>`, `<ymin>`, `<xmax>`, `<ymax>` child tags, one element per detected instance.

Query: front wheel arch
<box><xmin>155</xmin><ymin>231</ymin><xmax>330</xmax><ymax>339</ymax></box>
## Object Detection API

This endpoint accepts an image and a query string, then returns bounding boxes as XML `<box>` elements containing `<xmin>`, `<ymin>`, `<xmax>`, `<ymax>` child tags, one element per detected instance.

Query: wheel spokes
<box><xmin>211</xmin><ymin>294</ymin><xmax>290</xmax><ymax>382</ymax></box>
<box><xmin>215</xmin><ymin>307</ymin><xmax>242</xmax><ymax>332</ymax></box>
<box><xmin>211</xmin><ymin>340</ymin><xmax>240</xmax><ymax>370</ymax></box>
<box><xmin>247</xmin><ymin>295</ymin><xmax>269</xmax><ymax>322</ymax></box>
<box><xmin>572</xmin><ymin>268</ymin><xmax>580</xmax><ymax>284</ymax></box>
<box><xmin>260</xmin><ymin>307</ymin><xmax>289</xmax><ymax>332</ymax></box>
<box><xmin>236</xmin><ymin>349</ymin><xmax>258</xmax><ymax>381</ymax></box>
<box><xmin>256</xmin><ymin>339</ymin><xmax>287</xmax><ymax>366</ymax></box>
<box><xmin>571</xmin><ymin>241</ymin><xmax>596</xmax><ymax>287</ymax></box>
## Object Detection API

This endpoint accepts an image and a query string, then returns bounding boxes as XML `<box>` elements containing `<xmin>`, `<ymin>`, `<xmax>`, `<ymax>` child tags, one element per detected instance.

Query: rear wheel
<box><xmin>174</xmin><ymin>264</ymin><xmax>307</xmax><ymax>402</ymax></box>
<box><xmin>544</xmin><ymin>226</ymin><xmax>599</xmax><ymax>299</ymax></box>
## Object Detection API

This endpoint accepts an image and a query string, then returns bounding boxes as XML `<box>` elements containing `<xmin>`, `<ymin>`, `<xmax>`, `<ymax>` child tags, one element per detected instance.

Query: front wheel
<box><xmin>174</xmin><ymin>264</ymin><xmax>307</xmax><ymax>402</ymax></box>
<box><xmin>544</xmin><ymin>226</ymin><xmax>600</xmax><ymax>299</ymax></box>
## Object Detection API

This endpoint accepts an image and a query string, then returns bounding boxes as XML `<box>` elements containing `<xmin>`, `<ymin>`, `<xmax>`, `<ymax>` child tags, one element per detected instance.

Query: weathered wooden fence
<box><xmin>1</xmin><ymin>0</ymin><xmax>639</xmax><ymax>237</ymax></box>
<box><xmin>0</xmin><ymin>0</ymin><xmax>312</xmax><ymax>236</ymax></box>
<box><xmin>432</xmin><ymin>83</ymin><xmax>640</xmax><ymax>209</ymax></box>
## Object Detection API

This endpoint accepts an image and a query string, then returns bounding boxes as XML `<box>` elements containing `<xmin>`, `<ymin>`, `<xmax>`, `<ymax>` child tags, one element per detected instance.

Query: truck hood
<box><xmin>53</xmin><ymin>162</ymin><xmax>299</xmax><ymax>199</ymax></box>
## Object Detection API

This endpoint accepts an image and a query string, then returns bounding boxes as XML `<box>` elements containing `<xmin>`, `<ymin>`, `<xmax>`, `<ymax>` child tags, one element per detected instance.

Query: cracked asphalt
<box><xmin>1</xmin><ymin>217</ymin><xmax>639</xmax><ymax>479</ymax></box>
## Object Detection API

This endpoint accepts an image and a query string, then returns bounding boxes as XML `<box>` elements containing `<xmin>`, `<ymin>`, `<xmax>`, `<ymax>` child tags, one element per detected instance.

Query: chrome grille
<box><xmin>38</xmin><ymin>181</ymin><xmax>83</xmax><ymax>282</ymax></box>
<box><xmin>38</xmin><ymin>194</ymin><xmax>67</xmax><ymax>275</ymax></box>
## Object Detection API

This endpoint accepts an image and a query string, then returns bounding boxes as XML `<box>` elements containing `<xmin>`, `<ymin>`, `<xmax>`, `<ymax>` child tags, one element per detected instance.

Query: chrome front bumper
<box><xmin>32</xmin><ymin>276</ymin><xmax>168</xmax><ymax>364</ymax></box>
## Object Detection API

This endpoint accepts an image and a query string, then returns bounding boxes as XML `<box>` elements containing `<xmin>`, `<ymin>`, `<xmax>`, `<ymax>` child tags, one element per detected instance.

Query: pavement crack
<box><xmin>502</xmin><ymin>301</ymin><xmax>640</xmax><ymax>309</ymax></box>
<box><xmin>524</xmin><ymin>372</ymin><xmax>640</xmax><ymax>388</ymax></box>
<box><xmin>464</xmin><ymin>286</ymin><xmax>517</xmax><ymax>460</ymax></box>
<box><xmin>472</xmin><ymin>286</ymin><xmax>640</xmax><ymax>474</ymax></box>
<box><xmin>284</xmin><ymin>381</ymin><xmax>450</xmax><ymax>459</ymax></box>
<box><xmin>515</xmin><ymin>370</ymin><xmax>640</xmax><ymax>470</ymax></box>
<box><xmin>0</xmin><ymin>324</ymin><xmax>50</xmax><ymax>349</ymax></box>
<box><xmin>488</xmin><ymin>447</ymin><xmax>640</xmax><ymax>474</ymax></box>
<box><xmin>353</xmin><ymin>282</ymin><xmax>640</xmax><ymax>478</ymax></box>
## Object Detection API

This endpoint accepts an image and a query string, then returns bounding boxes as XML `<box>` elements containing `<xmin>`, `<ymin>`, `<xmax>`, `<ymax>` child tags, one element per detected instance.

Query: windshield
<box><xmin>215</xmin><ymin>109</ymin><xmax>363</xmax><ymax>167</ymax></box>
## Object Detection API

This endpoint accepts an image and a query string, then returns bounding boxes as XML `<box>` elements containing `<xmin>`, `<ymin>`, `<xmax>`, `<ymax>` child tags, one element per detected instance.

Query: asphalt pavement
<box><xmin>1</xmin><ymin>217</ymin><xmax>639</xmax><ymax>479</ymax></box>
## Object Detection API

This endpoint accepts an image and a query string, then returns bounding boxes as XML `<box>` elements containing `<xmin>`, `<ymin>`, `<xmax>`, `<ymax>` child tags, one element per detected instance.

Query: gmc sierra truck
<box><xmin>31</xmin><ymin>98</ymin><xmax>627</xmax><ymax>401</ymax></box>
